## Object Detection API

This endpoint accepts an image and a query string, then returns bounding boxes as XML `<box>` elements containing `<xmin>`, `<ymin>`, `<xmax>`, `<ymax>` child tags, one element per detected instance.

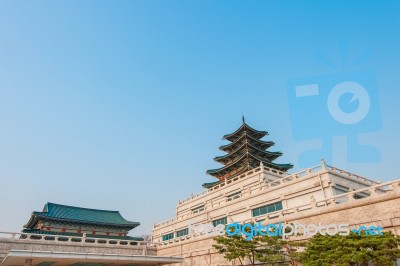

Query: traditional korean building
<box><xmin>152</xmin><ymin>119</ymin><xmax>400</xmax><ymax>266</ymax></box>
<box><xmin>23</xmin><ymin>202</ymin><xmax>143</xmax><ymax>241</ymax></box>
<box><xmin>0</xmin><ymin>203</ymin><xmax>184</xmax><ymax>266</ymax></box>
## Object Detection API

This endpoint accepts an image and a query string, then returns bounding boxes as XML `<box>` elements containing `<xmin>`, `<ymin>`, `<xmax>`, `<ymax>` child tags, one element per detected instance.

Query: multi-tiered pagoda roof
<box><xmin>206</xmin><ymin>118</ymin><xmax>293</xmax><ymax>183</ymax></box>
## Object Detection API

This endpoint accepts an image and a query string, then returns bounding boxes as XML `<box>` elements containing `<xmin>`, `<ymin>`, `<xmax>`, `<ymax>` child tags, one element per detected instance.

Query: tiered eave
<box><xmin>205</xmin><ymin>119</ymin><xmax>293</xmax><ymax>183</ymax></box>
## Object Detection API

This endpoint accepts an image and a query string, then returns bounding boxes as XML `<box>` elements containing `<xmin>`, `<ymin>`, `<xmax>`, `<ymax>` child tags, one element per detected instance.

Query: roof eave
<box><xmin>33</xmin><ymin>214</ymin><xmax>140</xmax><ymax>228</ymax></box>
<box><xmin>23</xmin><ymin>213</ymin><xmax>39</xmax><ymax>229</ymax></box>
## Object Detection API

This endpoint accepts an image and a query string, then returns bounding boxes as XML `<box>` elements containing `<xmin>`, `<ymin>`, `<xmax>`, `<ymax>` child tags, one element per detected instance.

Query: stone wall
<box><xmin>153</xmin><ymin>164</ymin><xmax>379</xmax><ymax>245</ymax></box>
<box><xmin>156</xmin><ymin>184</ymin><xmax>400</xmax><ymax>266</ymax></box>
<box><xmin>0</xmin><ymin>235</ymin><xmax>157</xmax><ymax>263</ymax></box>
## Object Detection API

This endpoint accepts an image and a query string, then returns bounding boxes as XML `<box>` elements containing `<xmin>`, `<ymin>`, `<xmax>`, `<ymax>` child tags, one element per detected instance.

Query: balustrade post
<box><xmin>142</xmin><ymin>244</ymin><xmax>147</xmax><ymax>255</ymax></box>
<box><xmin>348</xmin><ymin>192</ymin><xmax>356</xmax><ymax>202</ymax></box>
<box><xmin>395</xmin><ymin>182</ymin><xmax>400</xmax><ymax>192</ymax></box>
<box><xmin>370</xmin><ymin>188</ymin><xmax>378</xmax><ymax>196</ymax></box>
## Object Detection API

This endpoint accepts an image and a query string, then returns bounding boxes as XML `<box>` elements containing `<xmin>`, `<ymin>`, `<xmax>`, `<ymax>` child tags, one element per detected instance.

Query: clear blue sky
<box><xmin>0</xmin><ymin>1</ymin><xmax>399</xmax><ymax>235</ymax></box>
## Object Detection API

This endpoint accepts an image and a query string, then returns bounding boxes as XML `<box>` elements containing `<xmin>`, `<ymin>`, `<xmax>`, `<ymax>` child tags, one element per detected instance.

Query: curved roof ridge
<box><xmin>207</xmin><ymin>151</ymin><xmax>292</xmax><ymax>176</ymax></box>
<box><xmin>46</xmin><ymin>202</ymin><xmax>121</xmax><ymax>214</ymax></box>
<box><xmin>247</xmin><ymin>152</ymin><xmax>293</xmax><ymax>169</ymax></box>
<box><xmin>207</xmin><ymin>152</ymin><xmax>248</xmax><ymax>174</ymax></box>
<box><xmin>219</xmin><ymin>134</ymin><xmax>274</xmax><ymax>151</ymax></box>
<box><xmin>214</xmin><ymin>142</ymin><xmax>282</xmax><ymax>162</ymax></box>
<box><xmin>223</xmin><ymin>123</ymin><xmax>267</xmax><ymax>140</ymax></box>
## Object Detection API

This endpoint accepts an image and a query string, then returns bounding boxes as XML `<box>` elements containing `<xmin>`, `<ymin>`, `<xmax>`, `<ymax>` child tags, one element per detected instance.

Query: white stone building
<box><xmin>152</xmin><ymin>120</ymin><xmax>400</xmax><ymax>266</ymax></box>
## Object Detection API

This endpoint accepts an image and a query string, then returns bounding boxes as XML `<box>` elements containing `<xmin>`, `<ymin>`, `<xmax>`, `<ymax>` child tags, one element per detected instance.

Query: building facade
<box><xmin>152</xmin><ymin>120</ymin><xmax>400</xmax><ymax>266</ymax></box>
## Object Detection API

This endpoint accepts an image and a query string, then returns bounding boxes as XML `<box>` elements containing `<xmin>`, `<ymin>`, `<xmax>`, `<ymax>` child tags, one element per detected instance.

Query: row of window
<box><xmin>163</xmin><ymin>202</ymin><xmax>283</xmax><ymax>241</ymax></box>
<box><xmin>162</xmin><ymin>232</ymin><xmax>174</xmax><ymax>241</ymax></box>
<box><xmin>333</xmin><ymin>185</ymin><xmax>370</xmax><ymax>203</ymax></box>
<box><xmin>176</xmin><ymin>228</ymin><xmax>189</xmax><ymax>237</ymax></box>
<box><xmin>191</xmin><ymin>200</ymin><xmax>283</xmax><ymax>217</ymax></box>
<box><xmin>252</xmin><ymin>201</ymin><xmax>283</xmax><ymax>217</ymax></box>
<box><xmin>191</xmin><ymin>205</ymin><xmax>205</xmax><ymax>214</ymax></box>
<box><xmin>227</xmin><ymin>191</ymin><xmax>241</xmax><ymax>202</ymax></box>
<box><xmin>191</xmin><ymin>192</ymin><xmax>242</xmax><ymax>214</ymax></box>
<box><xmin>162</xmin><ymin>216</ymin><xmax>228</xmax><ymax>241</ymax></box>
<box><xmin>212</xmin><ymin>217</ymin><xmax>227</xmax><ymax>227</ymax></box>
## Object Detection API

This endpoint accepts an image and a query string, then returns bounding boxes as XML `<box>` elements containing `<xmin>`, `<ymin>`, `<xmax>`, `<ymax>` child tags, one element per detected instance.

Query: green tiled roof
<box><xmin>202</xmin><ymin>180</ymin><xmax>222</xmax><ymax>189</ymax></box>
<box><xmin>24</xmin><ymin>202</ymin><xmax>140</xmax><ymax>229</ymax></box>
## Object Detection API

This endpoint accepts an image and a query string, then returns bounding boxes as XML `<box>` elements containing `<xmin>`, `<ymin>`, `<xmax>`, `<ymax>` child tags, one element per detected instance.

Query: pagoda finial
<box><xmin>242</xmin><ymin>115</ymin><xmax>245</xmax><ymax>124</ymax></box>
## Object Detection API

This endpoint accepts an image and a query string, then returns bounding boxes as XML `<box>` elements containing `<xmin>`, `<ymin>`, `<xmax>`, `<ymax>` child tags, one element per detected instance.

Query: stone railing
<box><xmin>290</xmin><ymin>165</ymin><xmax>322</xmax><ymax>179</ymax></box>
<box><xmin>154</xmin><ymin>167</ymin><xmax>264</xmax><ymax>228</ymax></box>
<box><xmin>327</xmin><ymin>165</ymin><xmax>379</xmax><ymax>186</ymax></box>
<box><xmin>280</xmin><ymin>179</ymin><xmax>399</xmax><ymax>217</ymax></box>
<box><xmin>262</xmin><ymin>166</ymin><xmax>288</xmax><ymax>176</ymax></box>
<box><xmin>156</xmin><ymin>179</ymin><xmax>400</xmax><ymax>246</ymax></box>
<box><xmin>175</xmin><ymin>164</ymin><xmax>284</xmax><ymax>205</ymax></box>
<box><xmin>265</xmin><ymin>165</ymin><xmax>322</xmax><ymax>187</ymax></box>
<box><xmin>179</xmin><ymin>191</ymin><xmax>208</xmax><ymax>205</ymax></box>
<box><xmin>153</xmin><ymin>164</ymin><xmax>385</xmax><ymax>230</ymax></box>
<box><xmin>154</xmin><ymin>165</ymin><xmax>326</xmax><ymax>228</ymax></box>
<box><xmin>153</xmin><ymin>218</ymin><xmax>176</xmax><ymax>228</ymax></box>
<box><xmin>0</xmin><ymin>231</ymin><xmax>158</xmax><ymax>258</ymax></box>
<box><xmin>0</xmin><ymin>231</ymin><xmax>156</xmax><ymax>247</ymax></box>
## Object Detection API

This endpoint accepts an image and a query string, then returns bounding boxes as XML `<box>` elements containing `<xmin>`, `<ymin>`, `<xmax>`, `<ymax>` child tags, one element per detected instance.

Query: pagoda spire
<box><xmin>206</xmin><ymin>119</ymin><xmax>293</xmax><ymax>181</ymax></box>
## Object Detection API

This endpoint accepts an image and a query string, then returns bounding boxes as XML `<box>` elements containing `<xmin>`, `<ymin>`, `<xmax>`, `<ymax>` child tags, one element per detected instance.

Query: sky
<box><xmin>0</xmin><ymin>1</ymin><xmax>399</xmax><ymax>235</ymax></box>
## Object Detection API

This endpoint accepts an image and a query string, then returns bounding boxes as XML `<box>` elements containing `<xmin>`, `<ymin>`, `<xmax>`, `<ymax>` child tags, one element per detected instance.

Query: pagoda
<box><xmin>23</xmin><ymin>202</ymin><xmax>143</xmax><ymax>241</ymax></box>
<box><xmin>205</xmin><ymin>117</ymin><xmax>293</xmax><ymax>186</ymax></box>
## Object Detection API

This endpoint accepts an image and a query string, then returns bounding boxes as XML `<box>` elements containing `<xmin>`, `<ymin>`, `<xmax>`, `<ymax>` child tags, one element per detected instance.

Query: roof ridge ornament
<box><xmin>320</xmin><ymin>158</ymin><xmax>327</xmax><ymax>170</ymax></box>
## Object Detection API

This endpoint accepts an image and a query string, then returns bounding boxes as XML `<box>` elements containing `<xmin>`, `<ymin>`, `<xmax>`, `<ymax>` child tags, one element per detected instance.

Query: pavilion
<box><xmin>0</xmin><ymin>203</ymin><xmax>183</xmax><ymax>266</ymax></box>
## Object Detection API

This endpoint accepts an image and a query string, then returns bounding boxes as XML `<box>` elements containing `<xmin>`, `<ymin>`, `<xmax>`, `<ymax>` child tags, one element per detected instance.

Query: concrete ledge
<box><xmin>1</xmin><ymin>250</ymin><xmax>184</xmax><ymax>266</ymax></box>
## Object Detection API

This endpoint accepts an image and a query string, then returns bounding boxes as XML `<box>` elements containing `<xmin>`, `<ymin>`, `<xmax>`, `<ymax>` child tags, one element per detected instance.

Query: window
<box><xmin>333</xmin><ymin>185</ymin><xmax>349</xmax><ymax>195</ymax></box>
<box><xmin>176</xmin><ymin>228</ymin><xmax>189</xmax><ymax>237</ymax></box>
<box><xmin>227</xmin><ymin>191</ymin><xmax>241</xmax><ymax>201</ymax></box>
<box><xmin>162</xmin><ymin>233</ymin><xmax>174</xmax><ymax>241</ymax></box>
<box><xmin>252</xmin><ymin>201</ymin><xmax>283</xmax><ymax>217</ymax></box>
<box><xmin>212</xmin><ymin>217</ymin><xmax>227</xmax><ymax>227</ymax></box>
<box><xmin>191</xmin><ymin>205</ymin><xmax>205</xmax><ymax>214</ymax></box>
<box><xmin>333</xmin><ymin>185</ymin><xmax>350</xmax><ymax>203</ymax></box>
<box><xmin>354</xmin><ymin>192</ymin><xmax>370</xmax><ymax>199</ymax></box>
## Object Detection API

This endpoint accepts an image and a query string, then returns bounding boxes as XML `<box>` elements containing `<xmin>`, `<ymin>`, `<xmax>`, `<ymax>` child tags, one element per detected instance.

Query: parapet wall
<box><xmin>0</xmin><ymin>233</ymin><xmax>157</xmax><ymax>263</ymax></box>
<box><xmin>156</xmin><ymin>180</ymin><xmax>400</xmax><ymax>266</ymax></box>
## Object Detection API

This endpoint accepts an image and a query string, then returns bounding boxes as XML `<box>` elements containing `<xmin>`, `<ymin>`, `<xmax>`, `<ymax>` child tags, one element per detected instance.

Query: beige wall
<box><xmin>0</xmin><ymin>235</ymin><xmax>156</xmax><ymax>264</ymax></box>
<box><xmin>153</xmin><ymin>163</ymin><xmax>377</xmax><ymax>243</ymax></box>
<box><xmin>153</xmin><ymin>163</ymin><xmax>397</xmax><ymax>266</ymax></box>
<box><xmin>156</xmin><ymin>187</ymin><xmax>400</xmax><ymax>266</ymax></box>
